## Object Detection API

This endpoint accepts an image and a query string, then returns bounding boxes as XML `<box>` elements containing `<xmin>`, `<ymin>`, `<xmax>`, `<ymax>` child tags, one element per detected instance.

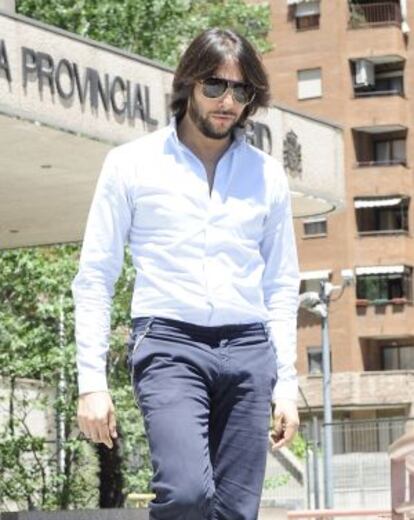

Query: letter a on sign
<box><xmin>0</xmin><ymin>40</ymin><xmax>12</xmax><ymax>82</ymax></box>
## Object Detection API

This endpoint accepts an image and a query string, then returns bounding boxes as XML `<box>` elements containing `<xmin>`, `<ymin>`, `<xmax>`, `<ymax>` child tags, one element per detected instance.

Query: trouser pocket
<box><xmin>127</xmin><ymin>317</ymin><xmax>155</xmax><ymax>371</ymax></box>
<box><xmin>127</xmin><ymin>316</ymin><xmax>155</xmax><ymax>407</ymax></box>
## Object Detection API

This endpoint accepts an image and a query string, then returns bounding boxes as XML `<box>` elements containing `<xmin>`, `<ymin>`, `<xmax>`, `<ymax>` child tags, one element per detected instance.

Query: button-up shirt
<box><xmin>72</xmin><ymin>118</ymin><xmax>300</xmax><ymax>402</ymax></box>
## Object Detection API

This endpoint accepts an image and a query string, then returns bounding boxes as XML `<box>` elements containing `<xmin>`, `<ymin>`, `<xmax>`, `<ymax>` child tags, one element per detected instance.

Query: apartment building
<box><xmin>264</xmin><ymin>0</ymin><xmax>414</xmax><ymax>440</ymax></box>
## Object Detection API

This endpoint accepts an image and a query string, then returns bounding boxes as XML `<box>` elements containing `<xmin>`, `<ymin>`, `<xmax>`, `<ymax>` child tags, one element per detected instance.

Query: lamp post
<box><xmin>320</xmin><ymin>280</ymin><xmax>333</xmax><ymax>509</ymax></box>
<box><xmin>299</xmin><ymin>270</ymin><xmax>354</xmax><ymax>509</ymax></box>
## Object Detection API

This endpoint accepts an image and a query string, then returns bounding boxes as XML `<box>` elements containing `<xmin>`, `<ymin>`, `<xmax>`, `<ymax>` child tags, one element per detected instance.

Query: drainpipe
<box><xmin>400</xmin><ymin>0</ymin><xmax>410</xmax><ymax>34</ymax></box>
<box><xmin>0</xmin><ymin>0</ymin><xmax>15</xmax><ymax>13</ymax></box>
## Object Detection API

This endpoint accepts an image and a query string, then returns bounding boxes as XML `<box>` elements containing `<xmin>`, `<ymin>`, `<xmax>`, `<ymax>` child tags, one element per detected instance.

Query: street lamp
<box><xmin>299</xmin><ymin>269</ymin><xmax>354</xmax><ymax>508</ymax></box>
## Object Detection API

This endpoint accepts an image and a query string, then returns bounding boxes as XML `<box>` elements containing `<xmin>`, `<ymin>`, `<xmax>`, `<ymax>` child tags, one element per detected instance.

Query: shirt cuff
<box><xmin>272</xmin><ymin>378</ymin><xmax>298</xmax><ymax>403</ymax></box>
<box><xmin>78</xmin><ymin>370</ymin><xmax>108</xmax><ymax>396</ymax></box>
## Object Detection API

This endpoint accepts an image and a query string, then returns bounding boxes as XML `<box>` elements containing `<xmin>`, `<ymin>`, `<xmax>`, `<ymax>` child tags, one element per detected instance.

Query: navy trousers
<box><xmin>127</xmin><ymin>316</ymin><xmax>277</xmax><ymax>520</ymax></box>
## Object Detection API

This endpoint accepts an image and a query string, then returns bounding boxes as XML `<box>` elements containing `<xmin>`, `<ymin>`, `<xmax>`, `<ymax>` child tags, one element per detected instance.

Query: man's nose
<box><xmin>218</xmin><ymin>89</ymin><xmax>235</xmax><ymax>110</ymax></box>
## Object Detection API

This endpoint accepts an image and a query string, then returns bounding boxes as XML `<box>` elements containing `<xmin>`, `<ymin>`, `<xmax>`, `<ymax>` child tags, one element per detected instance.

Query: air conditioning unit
<box><xmin>355</xmin><ymin>59</ymin><xmax>375</xmax><ymax>87</ymax></box>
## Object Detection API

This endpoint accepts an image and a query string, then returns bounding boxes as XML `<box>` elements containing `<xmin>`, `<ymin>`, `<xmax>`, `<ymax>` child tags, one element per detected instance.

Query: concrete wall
<box><xmin>0</xmin><ymin>376</ymin><xmax>55</xmax><ymax>439</ymax></box>
<box><xmin>0</xmin><ymin>11</ymin><xmax>174</xmax><ymax>144</ymax></box>
<box><xmin>0</xmin><ymin>0</ymin><xmax>15</xmax><ymax>13</ymax></box>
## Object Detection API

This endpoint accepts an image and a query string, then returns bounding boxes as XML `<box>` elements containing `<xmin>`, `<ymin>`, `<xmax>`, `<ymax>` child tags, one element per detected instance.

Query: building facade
<box><xmin>264</xmin><ymin>0</ymin><xmax>414</xmax><ymax>428</ymax></box>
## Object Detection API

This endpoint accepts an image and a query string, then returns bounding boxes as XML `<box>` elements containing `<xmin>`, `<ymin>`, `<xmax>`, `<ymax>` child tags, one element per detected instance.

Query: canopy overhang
<box><xmin>300</xmin><ymin>269</ymin><xmax>331</xmax><ymax>281</ymax></box>
<box><xmin>356</xmin><ymin>266</ymin><xmax>406</xmax><ymax>276</ymax></box>
<box><xmin>354</xmin><ymin>197</ymin><xmax>404</xmax><ymax>209</ymax></box>
<box><xmin>349</xmin><ymin>54</ymin><xmax>405</xmax><ymax>66</ymax></box>
<box><xmin>353</xmin><ymin>124</ymin><xmax>407</xmax><ymax>134</ymax></box>
<box><xmin>287</xmin><ymin>0</ymin><xmax>316</xmax><ymax>4</ymax></box>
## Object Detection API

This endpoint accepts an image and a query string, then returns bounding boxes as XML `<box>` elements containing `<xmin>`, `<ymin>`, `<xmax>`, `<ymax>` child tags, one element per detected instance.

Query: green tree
<box><xmin>0</xmin><ymin>245</ymin><xmax>95</xmax><ymax>510</ymax></box>
<box><xmin>16</xmin><ymin>0</ymin><xmax>271</xmax><ymax>67</ymax></box>
<box><xmin>0</xmin><ymin>245</ymin><xmax>151</xmax><ymax>509</ymax></box>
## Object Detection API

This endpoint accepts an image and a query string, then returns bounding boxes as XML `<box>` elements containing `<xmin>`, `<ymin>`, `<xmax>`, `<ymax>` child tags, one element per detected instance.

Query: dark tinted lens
<box><xmin>233</xmin><ymin>84</ymin><xmax>254</xmax><ymax>104</ymax></box>
<box><xmin>202</xmin><ymin>78</ymin><xmax>227</xmax><ymax>98</ymax></box>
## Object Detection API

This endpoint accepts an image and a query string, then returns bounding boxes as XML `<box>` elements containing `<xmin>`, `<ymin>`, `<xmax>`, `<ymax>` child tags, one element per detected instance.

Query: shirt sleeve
<box><xmin>260</xmin><ymin>165</ymin><xmax>300</xmax><ymax>403</ymax></box>
<box><xmin>71</xmin><ymin>149</ymin><xmax>133</xmax><ymax>395</ymax></box>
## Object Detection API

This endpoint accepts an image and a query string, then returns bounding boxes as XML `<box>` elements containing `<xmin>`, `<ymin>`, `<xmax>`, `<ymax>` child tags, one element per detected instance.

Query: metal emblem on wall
<box><xmin>283</xmin><ymin>130</ymin><xmax>302</xmax><ymax>179</ymax></box>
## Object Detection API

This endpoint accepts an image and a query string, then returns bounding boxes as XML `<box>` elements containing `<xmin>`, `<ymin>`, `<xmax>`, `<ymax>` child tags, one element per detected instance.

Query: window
<box><xmin>308</xmin><ymin>347</ymin><xmax>323</xmax><ymax>374</ymax></box>
<box><xmin>375</xmin><ymin>73</ymin><xmax>403</xmax><ymax>95</ymax></box>
<box><xmin>355</xmin><ymin>197</ymin><xmax>409</xmax><ymax>234</ymax></box>
<box><xmin>295</xmin><ymin>1</ymin><xmax>320</xmax><ymax>30</ymax></box>
<box><xmin>382</xmin><ymin>345</ymin><xmax>414</xmax><ymax>370</ymax></box>
<box><xmin>298</xmin><ymin>68</ymin><xmax>322</xmax><ymax>100</ymax></box>
<box><xmin>300</xmin><ymin>279</ymin><xmax>322</xmax><ymax>293</ymax></box>
<box><xmin>303</xmin><ymin>217</ymin><xmax>327</xmax><ymax>236</ymax></box>
<box><xmin>300</xmin><ymin>270</ymin><xmax>331</xmax><ymax>295</ymax></box>
<box><xmin>356</xmin><ymin>266</ymin><xmax>412</xmax><ymax>303</ymax></box>
<box><xmin>375</xmin><ymin>138</ymin><xmax>406</xmax><ymax>165</ymax></box>
<box><xmin>308</xmin><ymin>347</ymin><xmax>331</xmax><ymax>374</ymax></box>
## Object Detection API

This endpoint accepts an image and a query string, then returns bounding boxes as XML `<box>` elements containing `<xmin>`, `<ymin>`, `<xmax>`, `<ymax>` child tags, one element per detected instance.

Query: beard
<box><xmin>188</xmin><ymin>96</ymin><xmax>241</xmax><ymax>140</ymax></box>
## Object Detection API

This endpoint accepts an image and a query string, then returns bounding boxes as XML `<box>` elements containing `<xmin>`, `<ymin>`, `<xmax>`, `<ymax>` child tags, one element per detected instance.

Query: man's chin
<box><xmin>202</xmin><ymin>121</ymin><xmax>236</xmax><ymax>140</ymax></box>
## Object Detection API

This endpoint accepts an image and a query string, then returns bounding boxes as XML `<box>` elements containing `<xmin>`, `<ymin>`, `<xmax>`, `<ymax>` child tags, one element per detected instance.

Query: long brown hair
<box><xmin>171</xmin><ymin>28</ymin><xmax>271</xmax><ymax>127</ymax></box>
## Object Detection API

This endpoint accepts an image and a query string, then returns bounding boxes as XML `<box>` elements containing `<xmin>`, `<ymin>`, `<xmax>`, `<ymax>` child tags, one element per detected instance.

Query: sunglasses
<box><xmin>200</xmin><ymin>77</ymin><xmax>256</xmax><ymax>105</ymax></box>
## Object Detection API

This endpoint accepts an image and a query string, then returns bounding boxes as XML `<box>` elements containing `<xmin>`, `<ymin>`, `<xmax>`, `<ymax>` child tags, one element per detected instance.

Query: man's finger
<box><xmin>108</xmin><ymin>408</ymin><xmax>118</xmax><ymax>439</ymax></box>
<box><xmin>273</xmin><ymin>411</ymin><xmax>284</xmax><ymax>435</ymax></box>
<box><xmin>273</xmin><ymin>437</ymin><xmax>288</xmax><ymax>449</ymax></box>
<box><xmin>269</xmin><ymin>429</ymin><xmax>287</xmax><ymax>450</ymax></box>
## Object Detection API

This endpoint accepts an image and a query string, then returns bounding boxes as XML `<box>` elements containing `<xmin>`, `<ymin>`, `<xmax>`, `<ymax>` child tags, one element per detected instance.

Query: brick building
<box><xmin>264</xmin><ymin>0</ymin><xmax>414</xmax><ymax>432</ymax></box>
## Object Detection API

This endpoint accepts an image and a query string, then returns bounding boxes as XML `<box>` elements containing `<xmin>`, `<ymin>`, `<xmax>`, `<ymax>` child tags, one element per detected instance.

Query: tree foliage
<box><xmin>0</xmin><ymin>245</ymin><xmax>151</xmax><ymax>509</ymax></box>
<box><xmin>16</xmin><ymin>0</ymin><xmax>271</xmax><ymax>67</ymax></box>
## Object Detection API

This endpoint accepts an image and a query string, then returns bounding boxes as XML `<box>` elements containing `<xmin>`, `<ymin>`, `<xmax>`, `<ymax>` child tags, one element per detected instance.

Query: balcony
<box><xmin>355</xmin><ymin>287</ymin><xmax>414</xmax><ymax>339</ymax></box>
<box><xmin>352</xmin><ymin>125</ymin><xmax>408</xmax><ymax>169</ymax></box>
<box><xmin>298</xmin><ymin>370</ymin><xmax>414</xmax><ymax>409</ymax></box>
<box><xmin>350</xmin><ymin>56</ymin><xmax>405</xmax><ymax>99</ymax></box>
<box><xmin>349</xmin><ymin>2</ymin><xmax>402</xmax><ymax>29</ymax></box>
<box><xmin>355</xmin><ymin>195</ymin><xmax>410</xmax><ymax>236</ymax></box>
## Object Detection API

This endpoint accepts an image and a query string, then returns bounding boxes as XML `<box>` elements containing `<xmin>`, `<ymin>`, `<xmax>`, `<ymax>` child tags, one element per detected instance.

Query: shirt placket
<box><xmin>178</xmin><ymin>141</ymin><xmax>236</xmax><ymax>324</ymax></box>
<box><xmin>204</xmin><ymin>152</ymin><xmax>233</xmax><ymax>324</ymax></box>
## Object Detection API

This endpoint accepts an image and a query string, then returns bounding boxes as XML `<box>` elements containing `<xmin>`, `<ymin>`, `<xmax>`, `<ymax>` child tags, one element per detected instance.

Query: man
<box><xmin>73</xmin><ymin>28</ymin><xmax>300</xmax><ymax>520</ymax></box>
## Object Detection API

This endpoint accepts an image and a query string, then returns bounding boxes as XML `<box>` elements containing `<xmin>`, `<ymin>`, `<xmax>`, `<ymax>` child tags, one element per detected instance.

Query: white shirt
<box><xmin>72</xmin><ymin>118</ymin><xmax>300</xmax><ymax>402</ymax></box>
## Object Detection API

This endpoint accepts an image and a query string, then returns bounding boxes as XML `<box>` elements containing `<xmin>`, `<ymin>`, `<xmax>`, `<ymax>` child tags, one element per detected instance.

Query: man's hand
<box><xmin>77</xmin><ymin>391</ymin><xmax>118</xmax><ymax>449</ymax></box>
<box><xmin>269</xmin><ymin>399</ymin><xmax>299</xmax><ymax>450</ymax></box>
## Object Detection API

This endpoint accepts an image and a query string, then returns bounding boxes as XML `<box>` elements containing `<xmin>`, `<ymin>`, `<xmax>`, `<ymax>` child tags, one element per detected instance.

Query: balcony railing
<box><xmin>354</xmin><ymin>88</ymin><xmax>404</xmax><ymax>98</ymax></box>
<box><xmin>356</xmin><ymin>158</ymin><xmax>407</xmax><ymax>167</ymax></box>
<box><xmin>349</xmin><ymin>2</ymin><xmax>402</xmax><ymax>28</ymax></box>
